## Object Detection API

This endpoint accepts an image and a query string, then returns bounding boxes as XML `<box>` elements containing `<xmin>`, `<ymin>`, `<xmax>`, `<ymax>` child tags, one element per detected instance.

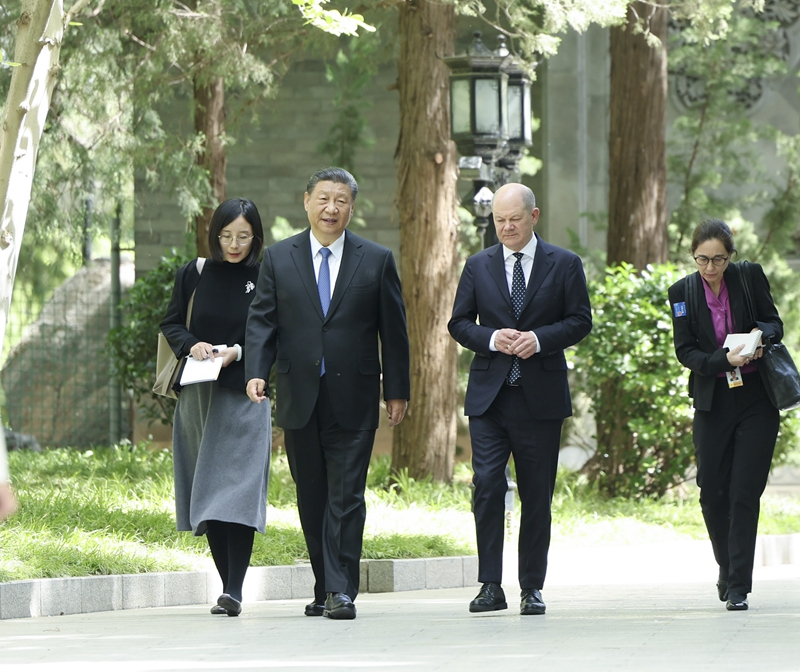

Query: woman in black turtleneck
<box><xmin>161</xmin><ymin>199</ymin><xmax>270</xmax><ymax>617</ymax></box>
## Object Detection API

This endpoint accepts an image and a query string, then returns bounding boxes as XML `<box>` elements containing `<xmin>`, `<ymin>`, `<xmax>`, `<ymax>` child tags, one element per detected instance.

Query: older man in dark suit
<box><xmin>449</xmin><ymin>183</ymin><xmax>592</xmax><ymax>615</ymax></box>
<box><xmin>245</xmin><ymin>167</ymin><xmax>410</xmax><ymax>620</ymax></box>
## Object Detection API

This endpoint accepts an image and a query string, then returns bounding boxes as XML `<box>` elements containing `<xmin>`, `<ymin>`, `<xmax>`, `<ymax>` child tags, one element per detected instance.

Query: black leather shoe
<box><xmin>716</xmin><ymin>579</ymin><xmax>728</xmax><ymax>602</ymax></box>
<box><xmin>726</xmin><ymin>593</ymin><xmax>749</xmax><ymax>611</ymax></box>
<box><xmin>520</xmin><ymin>588</ymin><xmax>546</xmax><ymax>615</ymax></box>
<box><xmin>324</xmin><ymin>592</ymin><xmax>357</xmax><ymax>620</ymax></box>
<box><xmin>305</xmin><ymin>601</ymin><xmax>325</xmax><ymax>617</ymax></box>
<box><xmin>210</xmin><ymin>604</ymin><xmax>227</xmax><ymax>615</ymax></box>
<box><xmin>217</xmin><ymin>593</ymin><xmax>242</xmax><ymax>617</ymax></box>
<box><xmin>469</xmin><ymin>582</ymin><xmax>507</xmax><ymax>613</ymax></box>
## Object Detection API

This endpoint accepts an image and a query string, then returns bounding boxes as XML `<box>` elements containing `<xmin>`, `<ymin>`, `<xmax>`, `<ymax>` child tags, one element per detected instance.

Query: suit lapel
<box><xmin>326</xmin><ymin>230</ymin><xmax>364</xmax><ymax>320</ymax></box>
<box><xmin>486</xmin><ymin>245</ymin><xmax>513</xmax><ymax>311</ymax></box>
<box><xmin>518</xmin><ymin>234</ymin><xmax>555</xmax><ymax>315</ymax></box>
<box><xmin>290</xmin><ymin>230</ymin><xmax>326</xmax><ymax>321</ymax></box>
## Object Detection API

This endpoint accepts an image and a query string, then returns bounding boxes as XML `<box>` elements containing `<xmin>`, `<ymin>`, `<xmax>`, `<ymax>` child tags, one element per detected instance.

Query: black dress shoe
<box><xmin>520</xmin><ymin>588</ymin><xmax>546</xmax><ymax>615</ymax></box>
<box><xmin>304</xmin><ymin>601</ymin><xmax>325</xmax><ymax>617</ymax></box>
<box><xmin>324</xmin><ymin>592</ymin><xmax>357</xmax><ymax>620</ymax></box>
<box><xmin>217</xmin><ymin>593</ymin><xmax>242</xmax><ymax>617</ymax></box>
<box><xmin>469</xmin><ymin>582</ymin><xmax>507</xmax><ymax>613</ymax></box>
<box><xmin>726</xmin><ymin>593</ymin><xmax>749</xmax><ymax>611</ymax></box>
<box><xmin>716</xmin><ymin>579</ymin><xmax>728</xmax><ymax>602</ymax></box>
<box><xmin>210</xmin><ymin>604</ymin><xmax>227</xmax><ymax>615</ymax></box>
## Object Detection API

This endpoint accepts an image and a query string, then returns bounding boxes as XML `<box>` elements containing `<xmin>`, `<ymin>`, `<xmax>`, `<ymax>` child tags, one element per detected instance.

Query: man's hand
<box><xmin>0</xmin><ymin>482</ymin><xmax>18</xmax><ymax>521</ymax></box>
<box><xmin>386</xmin><ymin>399</ymin><xmax>408</xmax><ymax>427</ymax></box>
<box><xmin>494</xmin><ymin>328</ymin><xmax>521</xmax><ymax>352</ymax></box>
<box><xmin>247</xmin><ymin>378</ymin><xmax>268</xmax><ymax>403</ymax></box>
<box><xmin>510</xmin><ymin>331</ymin><xmax>539</xmax><ymax>359</ymax></box>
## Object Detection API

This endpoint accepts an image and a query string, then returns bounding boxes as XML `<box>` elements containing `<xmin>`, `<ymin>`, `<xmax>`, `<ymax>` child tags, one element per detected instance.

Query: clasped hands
<box><xmin>496</xmin><ymin>328</ymin><xmax>538</xmax><ymax>360</ymax></box>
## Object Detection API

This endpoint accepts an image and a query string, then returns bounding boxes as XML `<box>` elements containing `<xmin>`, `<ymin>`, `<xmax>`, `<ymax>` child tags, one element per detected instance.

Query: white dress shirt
<box><xmin>489</xmin><ymin>235</ymin><xmax>541</xmax><ymax>353</ymax></box>
<box><xmin>310</xmin><ymin>230</ymin><xmax>346</xmax><ymax>301</ymax></box>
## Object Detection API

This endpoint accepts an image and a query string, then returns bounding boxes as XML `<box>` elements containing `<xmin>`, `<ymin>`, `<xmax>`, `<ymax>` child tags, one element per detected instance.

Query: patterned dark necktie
<box><xmin>318</xmin><ymin>247</ymin><xmax>332</xmax><ymax>376</ymax></box>
<box><xmin>507</xmin><ymin>252</ymin><xmax>525</xmax><ymax>384</ymax></box>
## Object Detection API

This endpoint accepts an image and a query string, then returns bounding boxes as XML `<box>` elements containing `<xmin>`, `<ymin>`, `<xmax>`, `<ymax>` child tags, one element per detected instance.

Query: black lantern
<box><xmin>443</xmin><ymin>32</ymin><xmax>510</xmax><ymax>163</ymax></box>
<box><xmin>443</xmin><ymin>32</ymin><xmax>536</xmax><ymax>249</ymax></box>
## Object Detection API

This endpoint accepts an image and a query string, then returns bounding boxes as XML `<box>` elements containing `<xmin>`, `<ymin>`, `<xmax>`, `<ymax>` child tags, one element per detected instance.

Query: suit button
<box><xmin>315</xmin><ymin>360</ymin><xmax>321</xmax><ymax>366</ymax></box>
<box><xmin>323</xmin><ymin>327</ymin><xmax>328</xmax><ymax>332</ymax></box>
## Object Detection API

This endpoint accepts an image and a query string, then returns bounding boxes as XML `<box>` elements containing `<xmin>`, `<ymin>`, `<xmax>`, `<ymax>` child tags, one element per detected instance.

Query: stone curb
<box><xmin>2</xmin><ymin>533</ymin><xmax>798</xmax><ymax>620</ymax></box>
<box><xmin>0</xmin><ymin>556</ymin><xmax>479</xmax><ymax>621</ymax></box>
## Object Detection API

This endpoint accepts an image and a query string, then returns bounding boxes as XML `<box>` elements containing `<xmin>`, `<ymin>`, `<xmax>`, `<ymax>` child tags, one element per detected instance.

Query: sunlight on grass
<box><xmin>1</xmin><ymin>446</ymin><xmax>798</xmax><ymax>582</ymax></box>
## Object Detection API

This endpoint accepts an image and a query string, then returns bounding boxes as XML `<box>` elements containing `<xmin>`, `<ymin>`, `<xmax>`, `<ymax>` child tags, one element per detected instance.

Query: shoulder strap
<box><xmin>738</xmin><ymin>261</ymin><xmax>757</xmax><ymax>325</ymax></box>
<box><xmin>185</xmin><ymin>258</ymin><xmax>205</xmax><ymax>328</ymax></box>
<box><xmin>685</xmin><ymin>271</ymin><xmax>699</xmax><ymax>336</ymax></box>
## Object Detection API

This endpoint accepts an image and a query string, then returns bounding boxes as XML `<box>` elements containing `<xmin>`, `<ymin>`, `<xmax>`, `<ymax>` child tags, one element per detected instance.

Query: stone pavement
<box><xmin>2</xmin><ymin>564</ymin><xmax>800</xmax><ymax>671</ymax></box>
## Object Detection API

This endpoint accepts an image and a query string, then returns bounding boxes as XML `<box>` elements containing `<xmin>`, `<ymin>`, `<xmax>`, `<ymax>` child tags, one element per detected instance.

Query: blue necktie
<box><xmin>507</xmin><ymin>252</ymin><xmax>524</xmax><ymax>384</ymax></box>
<box><xmin>318</xmin><ymin>247</ymin><xmax>332</xmax><ymax>376</ymax></box>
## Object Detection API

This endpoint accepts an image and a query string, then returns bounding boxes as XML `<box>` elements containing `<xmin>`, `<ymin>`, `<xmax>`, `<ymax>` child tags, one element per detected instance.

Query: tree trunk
<box><xmin>391</xmin><ymin>0</ymin><xmax>459</xmax><ymax>482</ymax></box>
<box><xmin>0</xmin><ymin>0</ymin><xmax>86</xmax><ymax>355</ymax></box>
<box><xmin>607</xmin><ymin>2</ymin><xmax>668</xmax><ymax>268</ymax></box>
<box><xmin>193</xmin><ymin>75</ymin><xmax>227</xmax><ymax>257</ymax></box>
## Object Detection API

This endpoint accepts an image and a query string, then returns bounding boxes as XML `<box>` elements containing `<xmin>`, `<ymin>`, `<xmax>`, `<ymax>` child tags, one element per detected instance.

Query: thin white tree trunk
<box><xmin>0</xmin><ymin>0</ymin><xmax>88</xmax><ymax>355</ymax></box>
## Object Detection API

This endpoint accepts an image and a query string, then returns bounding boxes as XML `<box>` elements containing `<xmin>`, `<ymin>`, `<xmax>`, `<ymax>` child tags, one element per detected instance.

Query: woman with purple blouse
<box><xmin>668</xmin><ymin>219</ymin><xmax>783</xmax><ymax>612</ymax></box>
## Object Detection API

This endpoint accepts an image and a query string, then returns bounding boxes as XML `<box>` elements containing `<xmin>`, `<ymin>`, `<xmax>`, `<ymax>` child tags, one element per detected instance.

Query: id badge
<box><xmin>726</xmin><ymin>367</ymin><xmax>743</xmax><ymax>388</ymax></box>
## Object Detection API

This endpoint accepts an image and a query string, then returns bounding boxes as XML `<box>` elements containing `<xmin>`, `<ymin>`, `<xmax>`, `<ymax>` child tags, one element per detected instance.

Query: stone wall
<box><xmin>135</xmin><ymin>61</ymin><xmax>404</xmax><ymax>276</ymax></box>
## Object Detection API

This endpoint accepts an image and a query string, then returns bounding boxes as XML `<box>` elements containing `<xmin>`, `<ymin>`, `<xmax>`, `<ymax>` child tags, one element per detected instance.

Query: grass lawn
<box><xmin>1</xmin><ymin>445</ymin><xmax>799</xmax><ymax>582</ymax></box>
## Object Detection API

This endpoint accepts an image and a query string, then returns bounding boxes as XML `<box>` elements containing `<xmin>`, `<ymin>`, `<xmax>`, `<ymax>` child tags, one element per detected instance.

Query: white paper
<box><xmin>180</xmin><ymin>344</ymin><xmax>227</xmax><ymax>385</ymax></box>
<box><xmin>723</xmin><ymin>331</ymin><xmax>762</xmax><ymax>359</ymax></box>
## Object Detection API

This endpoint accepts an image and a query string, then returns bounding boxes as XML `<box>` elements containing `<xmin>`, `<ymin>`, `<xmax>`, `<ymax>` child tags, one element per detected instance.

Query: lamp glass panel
<box><xmin>522</xmin><ymin>84</ymin><xmax>532</xmax><ymax>145</ymax></box>
<box><xmin>508</xmin><ymin>84</ymin><xmax>523</xmax><ymax>140</ymax></box>
<box><xmin>451</xmin><ymin>79</ymin><xmax>471</xmax><ymax>135</ymax></box>
<box><xmin>474</xmin><ymin>78</ymin><xmax>500</xmax><ymax>135</ymax></box>
<box><xmin>500</xmin><ymin>78</ymin><xmax>508</xmax><ymax>139</ymax></box>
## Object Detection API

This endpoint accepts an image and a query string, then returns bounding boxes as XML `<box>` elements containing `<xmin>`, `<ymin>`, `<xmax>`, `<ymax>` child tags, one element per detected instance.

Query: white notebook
<box><xmin>723</xmin><ymin>331</ymin><xmax>763</xmax><ymax>358</ymax></box>
<box><xmin>180</xmin><ymin>344</ymin><xmax>227</xmax><ymax>386</ymax></box>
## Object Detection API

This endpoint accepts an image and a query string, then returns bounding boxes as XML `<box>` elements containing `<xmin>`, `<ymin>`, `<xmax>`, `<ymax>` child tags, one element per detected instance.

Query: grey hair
<box><xmin>306</xmin><ymin>167</ymin><xmax>358</xmax><ymax>201</ymax></box>
<box><xmin>492</xmin><ymin>183</ymin><xmax>536</xmax><ymax>211</ymax></box>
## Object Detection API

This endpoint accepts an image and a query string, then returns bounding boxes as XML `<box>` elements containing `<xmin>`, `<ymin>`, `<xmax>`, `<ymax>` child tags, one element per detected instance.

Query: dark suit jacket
<box><xmin>245</xmin><ymin>228</ymin><xmax>410</xmax><ymax>431</ymax></box>
<box><xmin>448</xmin><ymin>234</ymin><xmax>592</xmax><ymax>420</ymax></box>
<box><xmin>668</xmin><ymin>262</ymin><xmax>782</xmax><ymax>412</ymax></box>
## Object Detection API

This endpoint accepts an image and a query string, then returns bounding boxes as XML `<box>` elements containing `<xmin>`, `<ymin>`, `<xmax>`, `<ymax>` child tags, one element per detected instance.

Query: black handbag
<box><xmin>739</xmin><ymin>262</ymin><xmax>800</xmax><ymax>411</ymax></box>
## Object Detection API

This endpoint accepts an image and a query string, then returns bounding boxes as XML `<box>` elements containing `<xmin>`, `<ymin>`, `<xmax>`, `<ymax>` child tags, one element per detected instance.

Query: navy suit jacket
<box><xmin>668</xmin><ymin>262</ymin><xmax>782</xmax><ymax>412</ymax></box>
<box><xmin>245</xmin><ymin>228</ymin><xmax>410</xmax><ymax>431</ymax></box>
<box><xmin>448</xmin><ymin>234</ymin><xmax>592</xmax><ymax>420</ymax></box>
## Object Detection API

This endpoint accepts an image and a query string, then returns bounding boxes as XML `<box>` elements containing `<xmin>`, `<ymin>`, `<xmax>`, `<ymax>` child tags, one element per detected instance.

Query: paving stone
<box><xmin>122</xmin><ymin>573</ymin><xmax>165</xmax><ymax>610</ymax></box>
<box><xmin>0</xmin><ymin>580</ymin><xmax>40</xmax><ymax>619</ymax></box>
<box><xmin>39</xmin><ymin>577</ymin><xmax>83</xmax><ymax>617</ymax></box>
<box><xmin>164</xmin><ymin>571</ymin><xmax>207</xmax><ymax>607</ymax></box>
<box><xmin>80</xmin><ymin>575</ymin><xmax>122</xmax><ymax>614</ymax></box>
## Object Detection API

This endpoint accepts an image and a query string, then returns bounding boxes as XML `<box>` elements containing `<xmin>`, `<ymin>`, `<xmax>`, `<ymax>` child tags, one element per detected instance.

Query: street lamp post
<box><xmin>443</xmin><ymin>32</ymin><xmax>535</xmax><ymax>249</ymax></box>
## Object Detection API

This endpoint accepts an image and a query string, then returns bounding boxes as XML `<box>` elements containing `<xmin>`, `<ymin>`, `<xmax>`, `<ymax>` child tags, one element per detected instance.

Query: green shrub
<box><xmin>571</xmin><ymin>263</ymin><xmax>694</xmax><ymax>499</ymax></box>
<box><xmin>107</xmin><ymin>249</ymin><xmax>193</xmax><ymax>426</ymax></box>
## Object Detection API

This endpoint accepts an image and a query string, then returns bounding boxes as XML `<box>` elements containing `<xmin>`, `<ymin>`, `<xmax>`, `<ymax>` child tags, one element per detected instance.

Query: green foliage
<box><xmin>316</xmin><ymin>35</ymin><xmax>383</xmax><ymax>177</ymax></box>
<box><xmin>0</xmin><ymin>446</ymin><xmax>472</xmax><ymax>581</ymax></box>
<box><xmin>107</xmin><ymin>249</ymin><xmax>194</xmax><ymax>426</ymax></box>
<box><xmin>668</xmin><ymin>10</ymin><xmax>788</xmax><ymax>254</ymax></box>
<box><xmin>571</xmin><ymin>263</ymin><xmax>695</xmax><ymax>499</ymax></box>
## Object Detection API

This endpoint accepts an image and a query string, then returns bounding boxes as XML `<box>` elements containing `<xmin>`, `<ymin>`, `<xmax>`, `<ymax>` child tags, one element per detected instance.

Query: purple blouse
<box><xmin>702</xmin><ymin>277</ymin><xmax>757</xmax><ymax>375</ymax></box>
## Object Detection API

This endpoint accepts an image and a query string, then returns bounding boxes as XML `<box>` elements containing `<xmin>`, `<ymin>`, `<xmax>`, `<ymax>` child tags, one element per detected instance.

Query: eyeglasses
<box><xmin>219</xmin><ymin>234</ymin><xmax>254</xmax><ymax>246</ymax></box>
<box><xmin>693</xmin><ymin>255</ymin><xmax>729</xmax><ymax>267</ymax></box>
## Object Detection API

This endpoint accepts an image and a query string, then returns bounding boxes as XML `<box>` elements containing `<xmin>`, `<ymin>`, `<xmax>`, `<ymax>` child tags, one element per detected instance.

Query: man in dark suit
<box><xmin>449</xmin><ymin>183</ymin><xmax>592</xmax><ymax>615</ymax></box>
<box><xmin>245</xmin><ymin>167</ymin><xmax>410</xmax><ymax>620</ymax></box>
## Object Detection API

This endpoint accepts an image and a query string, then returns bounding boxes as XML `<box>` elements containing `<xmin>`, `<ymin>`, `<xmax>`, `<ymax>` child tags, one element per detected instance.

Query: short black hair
<box><xmin>207</xmin><ymin>198</ymin><xmax>264</xmax><ymax>266</ymax></box>
<box><xmin>691</xmin><ymin>218</ymin><xmax>737</xmax><ymax>257</ymax></box>
<box><xmin>306</xmin><ymin>167</ymin><xmax>358</xmax><ymax>201</ymax></box>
